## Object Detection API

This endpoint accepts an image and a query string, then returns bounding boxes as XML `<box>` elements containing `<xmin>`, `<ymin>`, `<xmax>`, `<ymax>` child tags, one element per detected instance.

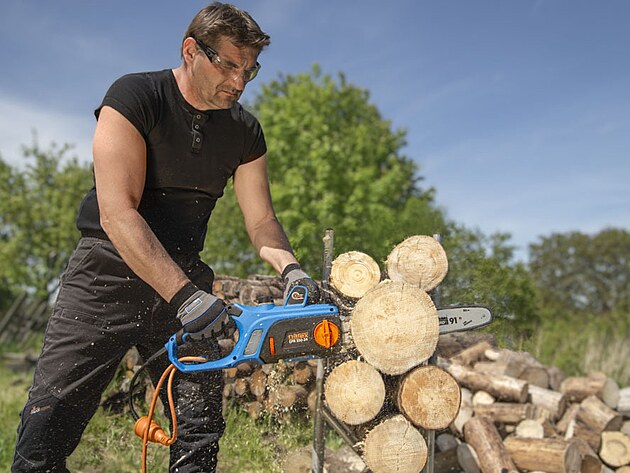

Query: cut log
<box><xmin>292</xmin><ymin>361</ymin><xmax>312</xmax><ymax>385</ymax></box>
<box><xmin>249</xmin><ymin>369</ymin><xmax>267</xmax><ymax>397</ymax></box>
<box><xmin>451</xmin><ymin>341</ymin><xmax>493</xmax><ymax>366</ymax></box>
<box><xmin>600</xmin><ymin>431</ymin><xmax>630</xmax><ymax>468</ymax></box>
<box><xmin>557</xmin><ymin>403</ymin><xmax>581</xmax><ymax>435</ymax></box>
<box><xmin>561</xmin><ymin>372</ymin><xmax>620</xmax><ymax>407</ymax></box>
<box><xmin>472</xmin><ymin>390</ymin><xmax>495</xmax><ymax>406</ymax></box>
<box><xmin>456</xmin><ymin>443</ymin><xmax>481</xmax><ymax>473</ymax></box>
<box><xmin>446</xmin><ymin>362</ymin><xmax>529</xmax><ymax>402</ymax></box>
<box><xmin>577</xmin><ymin>395</ymin><xmax>624</xmax><ymax>433</ymax></box>
<box><xmin>548</xmin><ymin>366</ymin><xmax>566</xmax><ymax>391</ymax></box>
<box><xmin>623</xmin><ymin>421</ymin><xmax>630</xmax><ymax>437</ymax></box>
<box><xmin>397</xmin><ymin>365</ymin><xmax>461</xmax><ymax>430</ymax></box>
<box><xmin>330</xmin><ymin>251</ymin><xmax>381</xmax><ymax>299</ymax></box>
<box><xmin>528</xmin><ymin>384</ymin><xmax>567</xmax><ymax>420</ymax></box>
<box><xmin>503</xmin><ymin>437</ymin><xmax>581</xmax><ymax>473</ymax></box>
<box><xmin>451</xmin><ymin>404</ymin><xmax>473</xmax><ymax>437</ymax></box>
<box><xmin>350</xmin><ymin>280</ymin><xmax>439</xmax><ymax>375</ymax></box>
<box><xmin>571</xmin><ymin>438</ymin><xmax>604</xmax><ymax>473</ymax></box>
<box><xmin>565</xmin><ymin>419</ymin><xmax>601</xmax><ymax>451</ymax></box>
<box><xmin>473</xmin><ymin>402</ymin><xmax>540</xmax><ymax>424</ymax></box>
<box><xmin>435</xmin><ymin>433</ymin><xmax>459</xmax><ymax>452</ymax></box>
<box><xmin>463</xmin><ymin>416</ymin><xmax>518</xmax><ymax>473</ymax></box>
<box><xmin>520</xmin><ymin>366</ymin><xmax>550</xmax><ymax>389</ymax></box>
<box><xmin>385</xmin><ymin>235</ymin><xmax>448</xmax><ymax>291</ymax></box>
<box><xmin>618</xmin><ymin>387</ymin><xmax>630</xmax><ymax>416</ymax></box>
<box><xmin>515</xmin><ymin>419</ymin><xmax>545</xmax><ymax>439</ymax></box>
<box><xmin>324</xmin><ymin>360</ymin><xmax>385</xmax><ymax>425</ymax></box>
<box><xmin>363</xmin><ymin>415</ymin><xmax>428</xmax><ymax>473</ymax></box>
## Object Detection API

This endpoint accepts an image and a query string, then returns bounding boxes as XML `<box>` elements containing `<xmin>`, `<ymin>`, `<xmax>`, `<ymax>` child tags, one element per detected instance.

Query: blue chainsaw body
<box><xmin>165</xmin><ymin>286</ymin><xmax>340</xmax><ymax>373</ymax></box>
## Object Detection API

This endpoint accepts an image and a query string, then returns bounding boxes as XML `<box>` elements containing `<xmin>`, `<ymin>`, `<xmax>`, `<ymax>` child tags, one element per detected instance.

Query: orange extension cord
<box><xmin>133</xmin><ymin>356</ymin><xmax>207</xmax><ymax>473</ymax></box>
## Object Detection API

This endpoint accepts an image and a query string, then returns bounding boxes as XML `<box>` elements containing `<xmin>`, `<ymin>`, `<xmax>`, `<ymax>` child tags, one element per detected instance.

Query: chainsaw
<box><xmin>130</xmin><ymin>284</ymin><xmax>492</xmax><ymax>471</ymax></box>
<box><xmin>165</xmin><ymin>285</ymin><xmax>493</xmax><ymax>373</ymax></box>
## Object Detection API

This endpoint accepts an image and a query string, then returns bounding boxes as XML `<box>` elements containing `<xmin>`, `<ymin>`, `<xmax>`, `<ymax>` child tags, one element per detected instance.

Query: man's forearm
<box><xmin>250</xmin><ymin>217</ymin><xmax>298</xmax><ymax>273</ymax></box>
<box><xmin>101</xmin><ymin>208</ymin><xmax>189</xmax><ymax>302</ymax></box>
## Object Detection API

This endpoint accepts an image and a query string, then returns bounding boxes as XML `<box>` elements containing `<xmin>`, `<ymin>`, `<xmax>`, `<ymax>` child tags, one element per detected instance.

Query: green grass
<box><xmin>0</xmin><ymin>363</ymin><xmax>340</xmax><ymax>472</ymax></box>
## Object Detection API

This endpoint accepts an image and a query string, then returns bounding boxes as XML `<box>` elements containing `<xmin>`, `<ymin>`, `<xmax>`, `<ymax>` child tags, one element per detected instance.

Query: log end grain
<box><xmin>330</xmin><ymin>251</ymin><xmax>382</xmax><ymax>299</ymax></box>
<box><xmin>325</xmin><ymin>360</ymin><xmax>385</xmax><ymax>425</ymax></box>
<box><xmin>363</xmin><ymin>415</ymin><xmax>427</xmax><ymax>473</ymax></box>
<box><xmin>385</xmin><ymin>235</ymin><xmax>448</xmax><ymax>291</ymax></box>
<box><xmin>350</xmin><ymin>280</ymin><xmax>439</xmax><ymax>375</ymax></box>
<box><xmin>398</xmin><ymin>365</ymin><xmax>461</xmax><ymax>430</ymax></box>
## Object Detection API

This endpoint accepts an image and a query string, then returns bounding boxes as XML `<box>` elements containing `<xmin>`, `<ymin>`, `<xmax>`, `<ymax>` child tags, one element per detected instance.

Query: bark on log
<box><xmin>446</xmin><ymin>362</ymin><xmax>529</xmax><ymax>402</ymax></box>
<box><xmin>451</xmin><ymin>341</ymin><xmax>493</xmax><ymax>366</ymax></box>
<box><xmin>330</xmin><ymin>251</ymin><xmax>381</xmax><ymax>299</ymax></box>
<box><xmin>548</xmin><ymin>366</ymin><xmax>567</xmax><ymax>392</ymax></box>
<box><xmin>473</xmin><ymin>402</ymin><xmax>540</xmax><ymax>424</ymax></box>
<box><xmin>577</xmin><ymin>395</ymin><xmax>624</xmax><ymax>433</ymax></box>
<box><xmin>600</xmin><ymin>431</ymin><xmax>630</xmax><ymax>468</ymax></box>
<box><xmin>463</xmin><ymin>416</ymin><xmax>518</xmax><ymax>473</ymax></box>
<box><xmin>571</xmin><ymin>438</ymin><xmax>605</xmax><ymax>473</ymax></box>
<box><xmin>561</xmin><ymin>372</ymin><xmax>620</xmax><ymax>407</ymax></box>
<box><xmin>520</xmin><ymin>366</ymin><xmax>550</xmax><ymax>389</ymax></box>
<box><xmin>456</xmin><ymin>443</ymin><xmax>481</xmax><ymax>473</ymax></box>
<box><xmin>397</xmin><ymin>365</ymin><xmax>461</xmax><ymax>430</ymax></box>
<box><xmin>385</xmin><ymin>235</ymin><xmax>448</xmax><ymax>291</ymax></box>
<box><xmin>363</xmin><ymin>415</ymin><xmax>428</xmax><ymax>473</ymax></box>
<box><xmin>528</xmin><ymin>384</ymin><xmax>567</xmax><ymax>420</ymax></box>
<box><xmin>350</xmin><ymin>280</ymin><xmax>439</xmax><ymax>375</ymax></box>
<box><xmin>324</xmin><ymin>360</ymin><xmax>385</xmax><ymax>425</ymax></box>
<box><xmin>503</xmin><ymin>437</ymin><xmax>581</xmax><ymax>473</ymax></box>
<box><xmin>565</xmin><ymin>419</ymin><xmax>602</xmax><ymax>452</ymax></box>
<box><xmin>557</xmin><ymin>403</ymin><xmax>580</xmax><ymax>435</ymax></box>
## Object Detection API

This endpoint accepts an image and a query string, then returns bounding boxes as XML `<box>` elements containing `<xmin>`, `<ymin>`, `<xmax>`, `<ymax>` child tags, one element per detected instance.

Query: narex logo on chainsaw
<box><xmin>287</xmin><ymin>331</ymin><xmax>310</xmax><ymax>344</ymax></box>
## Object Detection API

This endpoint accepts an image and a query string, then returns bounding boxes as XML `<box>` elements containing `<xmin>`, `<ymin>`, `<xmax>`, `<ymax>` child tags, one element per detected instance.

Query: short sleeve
<box><xmin>94</xmin><ymin>73</ymin><xmax>158</xmax><ymax>137</ymax></box>
<box><xmin>238</xmin><ymin>107</ymin><xmax>267</xmax><ymax>164</ymax></box>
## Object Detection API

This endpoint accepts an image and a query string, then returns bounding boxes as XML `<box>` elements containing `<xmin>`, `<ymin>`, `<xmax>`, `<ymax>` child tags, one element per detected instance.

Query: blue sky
<box><xmin>1</xmin><ymin>0</ymin><xmax>628</xmax><ymax>262</ymax></box>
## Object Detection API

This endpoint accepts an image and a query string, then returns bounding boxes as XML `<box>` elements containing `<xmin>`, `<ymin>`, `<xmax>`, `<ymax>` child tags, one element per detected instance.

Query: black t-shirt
<box><xmin>76</xmin><ymin>69</ymin><xmax>266</xmax><ymax>254</ymax></box>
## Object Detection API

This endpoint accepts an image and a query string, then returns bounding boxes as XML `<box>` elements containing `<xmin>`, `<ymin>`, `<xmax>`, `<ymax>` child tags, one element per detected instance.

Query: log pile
<box><xmin>25</xmin><ymin>232</ymin><xmax>626</xmax><ymax>472</ymax></box>
<box><xmin>437</xmin><ymin>339</ymin><xmax>630</xmax><ymax>473</ymax></box>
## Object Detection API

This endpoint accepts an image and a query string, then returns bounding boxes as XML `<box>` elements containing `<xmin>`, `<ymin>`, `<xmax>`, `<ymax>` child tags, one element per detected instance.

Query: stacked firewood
<box><xmin>436</xmin><ymin>337</ymin><xmax>630</xmax><ymax>473</ymax></box>
<box><xmin>318</xmin><ymin>236</ymin><xmax>459</xmax><ymax>473</ymax></box>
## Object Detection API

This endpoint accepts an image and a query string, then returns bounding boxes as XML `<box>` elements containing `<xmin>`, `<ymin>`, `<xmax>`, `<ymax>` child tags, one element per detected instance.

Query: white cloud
<box><xmin>0</xmin><ymin>92</ymin><xmax>94</xmax><ymax>167</ymax></box>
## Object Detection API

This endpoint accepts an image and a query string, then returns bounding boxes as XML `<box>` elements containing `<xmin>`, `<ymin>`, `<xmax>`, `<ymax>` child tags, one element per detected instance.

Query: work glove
<box><xmin>170</xmin><ymin>282</ymin><xmax>230</xmax><ymax>341</ymax></box>
<box><xmin>282</xmin><ymin>263</ymin><xmax>320</xmax><ymax>304</ymax></box>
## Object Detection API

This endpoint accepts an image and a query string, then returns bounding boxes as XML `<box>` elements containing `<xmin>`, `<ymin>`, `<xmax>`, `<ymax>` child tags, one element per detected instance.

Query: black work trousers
<box><xmin>12</xmin><ymin>237</ymin><xmax>225</xmax><ymax>472</ymax></box>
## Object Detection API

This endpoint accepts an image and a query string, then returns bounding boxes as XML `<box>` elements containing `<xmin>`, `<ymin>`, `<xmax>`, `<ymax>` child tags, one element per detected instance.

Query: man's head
<box><xmin>182</xmin><ymin>2</ymin><xmax>270</xmax><ymax>58</ymax></box>
<box><xmin>180</xmin><ymin>2</ymin><xmax>270</xmax><ymax>110</ymax></box>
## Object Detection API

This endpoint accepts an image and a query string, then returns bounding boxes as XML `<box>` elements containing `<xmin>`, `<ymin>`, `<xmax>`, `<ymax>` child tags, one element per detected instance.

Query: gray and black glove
<box><xmin>282</xmin><ymin>263</ymin><xmax>320</xmax><ymax>304</ymax></box>
<box><xmin>170</xmin><ymin>282</ymin><xmax>229</xmax><ymax>342</ymax></box>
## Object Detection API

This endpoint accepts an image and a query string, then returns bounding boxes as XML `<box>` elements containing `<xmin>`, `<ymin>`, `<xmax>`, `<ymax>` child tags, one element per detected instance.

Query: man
<box><xmin>12</xmin><ymin>3</ymin><xmax>317</xmax><ymax>472</ymax></box>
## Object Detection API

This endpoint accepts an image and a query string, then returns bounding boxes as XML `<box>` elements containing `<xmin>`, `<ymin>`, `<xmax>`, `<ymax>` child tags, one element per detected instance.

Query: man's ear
<box><xmin>182</xmin><ymin>37</ymin><xmax>198</xmax><ymax>65</ymax></box>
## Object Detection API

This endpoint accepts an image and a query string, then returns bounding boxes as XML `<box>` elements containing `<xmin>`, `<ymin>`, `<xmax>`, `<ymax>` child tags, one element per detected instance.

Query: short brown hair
<box><xmin>182</xmin><ymin>2</ymin><xmax>270</xmax><ymax>56</ymax></box>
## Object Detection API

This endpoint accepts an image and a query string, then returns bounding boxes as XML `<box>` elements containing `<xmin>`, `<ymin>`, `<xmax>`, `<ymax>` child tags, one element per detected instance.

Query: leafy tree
<box><xmin>202</xmin><ymin>66</ymin><xmax>446</xmax><ymax>276</ymax></box>
<box><xmin>439</xmin><ymin>224</ymin><xmax>540</xmax><ymax>337</ymax></box>
<box><xmin>528</xmin><ymin>228</ymin><xmax>630</xmax><ymax>314</ymax></box>
<box><xmin>0</xmin><ymin>140</ymin><xmax>93</xmax><ymax>299</ymax></box>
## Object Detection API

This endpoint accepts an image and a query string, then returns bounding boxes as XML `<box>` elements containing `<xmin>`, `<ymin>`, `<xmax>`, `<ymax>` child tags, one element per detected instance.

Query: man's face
<box><xmin>191</xmin><ymin>36</ymin><xmax>259</xmax><ymax>110</ymax></box>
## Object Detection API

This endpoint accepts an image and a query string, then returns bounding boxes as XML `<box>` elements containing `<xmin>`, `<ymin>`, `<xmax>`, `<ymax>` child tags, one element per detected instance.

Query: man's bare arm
<box><xmin>233</xmin><ymin>154</ymin><xmax>298</xmax><ymax>273</ymax></box>
<box><xmin>93</xmin><ymin>106</ymin><xmax>189</xmax><ymax>302</ymax></box>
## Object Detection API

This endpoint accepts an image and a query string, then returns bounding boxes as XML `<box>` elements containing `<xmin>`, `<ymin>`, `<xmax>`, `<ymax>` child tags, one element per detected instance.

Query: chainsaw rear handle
<box><xmin>166</xmin><ymin>285</ymin><xmax>340</xmax><ymax>373</ymax></box>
